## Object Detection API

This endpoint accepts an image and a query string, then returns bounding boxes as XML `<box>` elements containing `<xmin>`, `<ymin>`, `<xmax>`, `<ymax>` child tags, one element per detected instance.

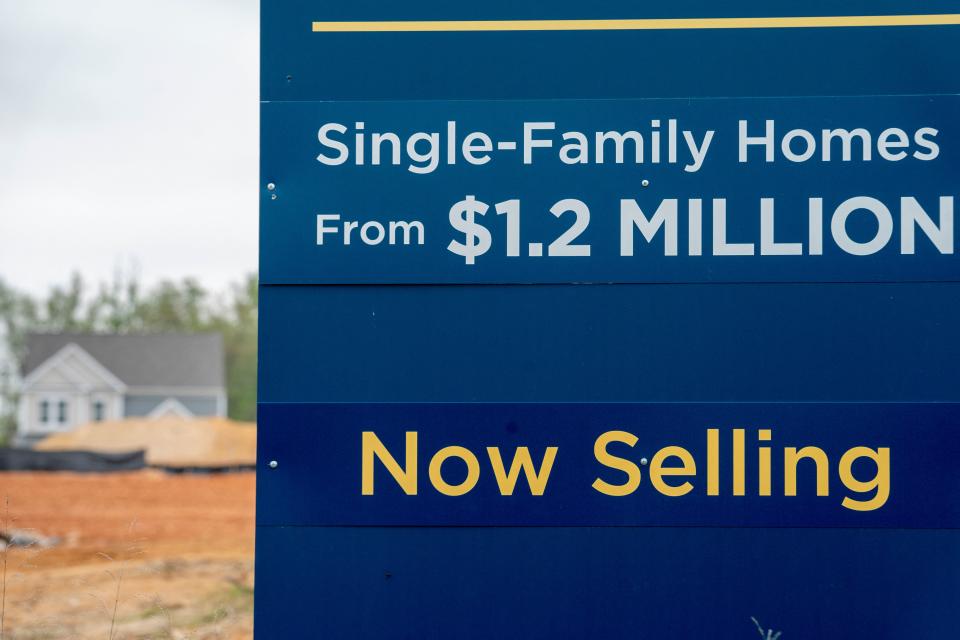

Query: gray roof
<box><xmin>24</xmin><ymin>333</ymin><xmax>225</xmax><ymax>388</ymax></box>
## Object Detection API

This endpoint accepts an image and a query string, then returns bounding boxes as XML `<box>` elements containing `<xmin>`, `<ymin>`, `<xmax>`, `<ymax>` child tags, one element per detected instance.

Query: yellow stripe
<box><xmin>312</xmin><ymin>14</ymin><xmax>960</xmax><ymax>32</ymax></box>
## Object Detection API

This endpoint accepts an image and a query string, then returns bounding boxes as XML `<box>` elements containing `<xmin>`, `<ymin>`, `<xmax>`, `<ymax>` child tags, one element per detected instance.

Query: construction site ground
<box><xmin>0</xmin><ymin>471</ymin><xmax>256</xmax><ymax>639</ymax></box>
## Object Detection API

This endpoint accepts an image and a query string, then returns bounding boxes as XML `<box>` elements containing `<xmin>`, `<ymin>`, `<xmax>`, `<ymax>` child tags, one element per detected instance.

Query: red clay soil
<box><xmin>1</xmin><ymin>470</ymin><xmax>254</xmax><ymax>560</ymax></box>
<box><xmin>0</xmin><ymin>471</ymin><xmax>256</xmax><ymax>639</ymax></box>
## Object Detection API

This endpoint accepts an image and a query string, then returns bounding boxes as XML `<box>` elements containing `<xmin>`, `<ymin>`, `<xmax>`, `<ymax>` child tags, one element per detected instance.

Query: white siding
<box><xmin>17</xmin><ymin>344</ymin><xmax>125</xmax><ymax>438</ymax></box>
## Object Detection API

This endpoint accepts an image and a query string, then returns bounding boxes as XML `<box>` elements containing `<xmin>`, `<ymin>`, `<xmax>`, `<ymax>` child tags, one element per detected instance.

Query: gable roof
<box><xmin>22</xmin><ymin>342</ymin><xmax>128</xmax><ymax>391</ymax></box>
<box><xmin>148</xmin><ymin>397</ymin><xmax>197</xmax><ymax>418</ymax></box>
<box><xmin>23</xmin><ymin>333</ymin><xmax>225</xmax><ymax>389</ymax></box>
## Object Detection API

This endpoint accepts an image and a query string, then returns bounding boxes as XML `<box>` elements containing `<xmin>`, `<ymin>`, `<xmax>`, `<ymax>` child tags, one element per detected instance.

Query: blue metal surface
<box><xmin>258</xmin><ymin>1</ymin><xmax>960</xmax><ymax>637</ymax></box>
<box><xmin>257</xmin><ymin>283</ymin><xmax>960</xmax><ymax>403</ymax></box>
<box><xmin>255</xmin><ymin>527</ymin><xmax>960</xmax><ymax>639</ymax></box>
<box><xmin>261</xmin><ymin>95</ymin><xmax>959</xmax><ymax>284</ymax></box>
<box><xmin>262</xmin><ymin>1</ymin><xmax>960</xmax><ymax>100</ymax></box>
<box><xmin>257</xmin><ymin>402</ymin><xmax>960</xmax><ymax>528</ymax></box>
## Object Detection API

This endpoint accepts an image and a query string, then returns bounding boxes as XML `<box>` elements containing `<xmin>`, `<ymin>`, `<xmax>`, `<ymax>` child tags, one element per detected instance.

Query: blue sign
<box><xmin>257</xmin><ymin>2</ymin><xmax>960</xmax><ymax>638</ymax></box>
<box><xmin>258</xmin><ymin>402</ymin><xmax>960</xmax><ymax>528</ymax></box>
<box><xmin>261</xmin><ymin>95</ymin><xmax>959</xmax><ymax>284</ymax></box>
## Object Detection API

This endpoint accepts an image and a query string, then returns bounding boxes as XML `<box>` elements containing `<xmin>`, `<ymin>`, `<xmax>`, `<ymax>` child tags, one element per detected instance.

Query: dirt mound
<box><xmin>34</xmin><ymin>417</ymin><xmax>257</xmax><ymax>468</ymax></box>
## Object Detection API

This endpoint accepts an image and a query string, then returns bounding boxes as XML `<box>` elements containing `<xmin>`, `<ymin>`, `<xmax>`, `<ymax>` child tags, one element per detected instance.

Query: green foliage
<box><xmin>207</xmin><ymin>277</ymin><xmax>259</xmax><ymax>424</ymax></box>
<box><xmin>0</xmin><ymin>272</ymin><xmax>259</xmax><ymax>435</ymax></box>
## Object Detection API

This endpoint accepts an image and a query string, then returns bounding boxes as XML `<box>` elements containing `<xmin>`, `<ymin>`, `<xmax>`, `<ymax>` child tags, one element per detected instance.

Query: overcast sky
<box><xmin>0</xmin><ymin>0</ymin><xmax>259</xmax><ymax>295</ymax></box>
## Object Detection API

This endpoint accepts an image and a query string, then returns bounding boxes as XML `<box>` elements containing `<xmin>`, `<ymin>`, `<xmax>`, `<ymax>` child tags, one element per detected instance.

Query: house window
<box><xmin>39</xmin><ymin>399</ymin><xmax>50</xmax><ymax>424</ymax></box>
<box><xmin>57</xmin><ymin>400</ymin><xmax>68</xmax><ymax>424</ymax></box>
<box><xmin>92</xmin><ymin>400</ymin><xmax>106</xmax><ymax>422</ymax></box>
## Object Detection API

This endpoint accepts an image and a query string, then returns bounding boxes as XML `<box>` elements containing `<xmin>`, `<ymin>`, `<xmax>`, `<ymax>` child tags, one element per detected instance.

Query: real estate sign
<box><xmin>257</xmin><ymin>3</ymin><xmax>960</xmax><ymax>637</ymax></box>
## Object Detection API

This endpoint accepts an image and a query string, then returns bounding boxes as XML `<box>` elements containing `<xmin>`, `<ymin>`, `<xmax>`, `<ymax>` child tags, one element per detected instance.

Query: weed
<box><xmin>751</xmin><ymin>616</ymin><xmax>783</xmax><ymax>640</ymax></box>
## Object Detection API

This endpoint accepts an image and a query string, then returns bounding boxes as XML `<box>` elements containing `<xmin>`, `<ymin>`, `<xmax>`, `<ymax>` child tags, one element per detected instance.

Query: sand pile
<box><xmin>35</xmin><ymin>417</ymin><xmax>257</xmax><ymax>468</ymax></box>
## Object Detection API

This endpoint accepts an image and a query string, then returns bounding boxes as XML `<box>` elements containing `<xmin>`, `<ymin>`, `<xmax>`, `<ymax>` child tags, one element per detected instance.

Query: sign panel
<box><xmin>255</xmin><ymin>526</ymin><xmax>959</xmax><ymax>638</ymax></box>
<box><xmin>258</xmin><ymin>402</ymin><xmax>960</xmax><ymax>528</ymax></box>
<box><xmin>261</xmin><ymin>95</ymin><xmax>959</xmax><ymax>284</ymax></box>
<box><xmin>258</xmin><ymin>3</ymin><xmax>960</xmax><ymax>638</ymax></box>
<box><xmin>257</xmin><ymin>282</ymin><xmax>960</xmax><ymax>404</ymax></box>
<box><xmin>261</xmin><ymin>2</ymin><xmax>960</xmax><ymax>101</ymax></box>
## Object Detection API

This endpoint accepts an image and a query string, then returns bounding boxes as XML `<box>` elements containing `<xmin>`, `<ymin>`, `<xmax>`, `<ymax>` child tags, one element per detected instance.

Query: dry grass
<box><xmin>751</xmin><ymin>616</ymin><xmax>783</xmax><ymax>640</ymax></box>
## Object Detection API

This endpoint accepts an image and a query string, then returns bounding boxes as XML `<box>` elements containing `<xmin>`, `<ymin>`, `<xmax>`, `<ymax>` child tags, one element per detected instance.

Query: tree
<box><xmin>0</xmin><ymin>278</ymin><xmax>36</xmax><ymax>443</ymax></box>
<box><xmin>208</xmin><ymin>275</ymin><xmax>258</xmax><ymax>423</ymax></box>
